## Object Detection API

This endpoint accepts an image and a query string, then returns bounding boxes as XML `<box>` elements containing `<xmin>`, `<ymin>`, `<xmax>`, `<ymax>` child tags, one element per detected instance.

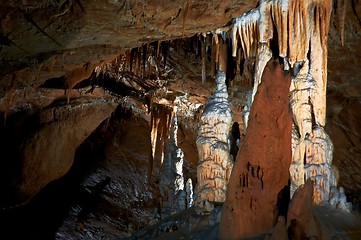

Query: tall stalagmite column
<box><xmin>195</xmin><ymin>71</ymin><xmax>233</xmax><ymax>211</ymax></box>
<box><xmin>219</xmin><ymin>60</ymin><xmax>292</xmax><ymax>239</ymax></box>
<box><xmin>159</xmin><ymin>109</ymin><xmax>187</xmax><ymax>218</ymax></box>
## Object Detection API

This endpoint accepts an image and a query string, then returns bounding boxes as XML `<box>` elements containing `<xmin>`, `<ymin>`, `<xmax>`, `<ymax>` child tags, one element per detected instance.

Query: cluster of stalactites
<box><xmin>198</xmin><ymin>30</ymin><xmax>230</xmax><ymax>83</ymax></box>
<box><xmin>230</xmin><ymin>0</ymin><xmax>331</xmax><ymax>70</ymax></box>
<box><xmin>148</xmin><ymin>103</ymin><xmax>174</xmax><ymax>182</ymax></box>
<box><xmin>94</xmin><ymin>41</ymin><xmax>171</xmax><ymax>81</ymax></box>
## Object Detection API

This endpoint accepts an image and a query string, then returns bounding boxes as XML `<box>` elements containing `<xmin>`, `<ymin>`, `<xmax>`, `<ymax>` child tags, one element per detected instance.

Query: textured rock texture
<box><xmin>195</xmin><ymin>71</ymin><xmax>233</xmax><ymax>210</ymax></box>
<box><xmin>219</xmin><ymin>60</ymin><xmax>292</xmax><ymax>239</ymax></box>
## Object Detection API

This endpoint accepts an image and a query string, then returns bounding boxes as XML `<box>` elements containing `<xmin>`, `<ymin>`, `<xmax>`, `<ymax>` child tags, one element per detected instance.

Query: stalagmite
<box><xmin>243</xmin><ymin>43</ymin><xmax>272</xmax><ymax>129</ymax></box>
<box><xmin>219</xmin><ymin>60</ymin><xmax>292</xmax><ymax>238</ymax></box>
<box><xmin>195</xmin><ymin>71</ymin><xmax>233</xmax><ymax>212</ymax></box>
<box><xmin>186</xmin><ymin>178</ymin><xmax>194</xmax><ymax>209</ymax></box>
<box><xmin>159</xmin><ymin>109</ymin><xmax>187</xmax><ymax>218</ymax></box>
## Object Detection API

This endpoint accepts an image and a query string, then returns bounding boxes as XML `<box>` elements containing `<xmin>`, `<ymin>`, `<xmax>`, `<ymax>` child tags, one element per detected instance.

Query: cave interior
<box><xmin>1</xmin><ymin>0</ymin><xmax>361</xmax><ymax>239</ymax></box>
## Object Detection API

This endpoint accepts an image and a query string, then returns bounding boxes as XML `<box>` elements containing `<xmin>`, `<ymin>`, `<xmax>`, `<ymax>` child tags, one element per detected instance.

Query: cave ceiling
<box><xmin>0</xmin><ymin>0</ymin><xmax>257</xmax><ymax>96</ymax></box>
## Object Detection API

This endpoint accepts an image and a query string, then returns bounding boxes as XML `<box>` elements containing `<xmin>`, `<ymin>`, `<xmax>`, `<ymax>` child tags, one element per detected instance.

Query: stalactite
<box><xmin>142</xmin><ymin>44</ymin><xmax>148</xmax><ymax>78</ymax></box>
<box><xmin>232</xmin><ymin>8</ymin><xmax>260</xmax><ymax>60</ymax></box>
<box><xmin>259</xmin><ymin>0</ymin><xmax>273</xmax><ymax>44</ymax></box>
<box><xmin>337</xmin><ymin>0</ymin><xmax>347</xmax><ymax>46</ymax></box>
<box><xmin>287</xmin><ymin>0</ymin><xmax>311</xmax><ymax>66</ymax></box>
<box><xmin>236</xmin><ymin>47</ymin><xmax>243</xmax><ymax>77</ymax></box>
<box><xmin>214</xmin><ymin>34</ymin><xmax>220</xmax><ymax>72</ymax></box>
<box><xmin>219</xmin><ymin>38</ymin><xmax>228</xmax><ymax>73</ymax></box>
<box><xmin>149</xmin><ymin>103</ymin><xmax>174</xmax><ymax>182</ymax></box>
<box><xmin>162</xmin><ymin>41</ymin><xmax>168</xmax><ymax>68</ymax></box>
<box><xmin>201</xmin><ymin>34</ymin><xmax>206</xmax><ymax>83</ymax></box>
<box><xmin>137</xmin><ymin>47</ymin><xmax>141</xmax><ymax>77</ymax></box>
<box><xmin>130</xmin><ymin>49</ymin><xmax>135</xmax><ymax>74</ymax></box>
<box><xmin>271</xmin><ymin>0</ymin><xmax>289</xmax><ymax>57</ymax></box>
<box><xmin>156</xmin><ymin>41</ymin><xmax>161</xmax><ymax>60</ymax></box>
<box><xmin>211</xmin><ymin>35</ymin><xmax>216</xmax><ymax>76</ymax></box>
<box><xmin>133</xmin><ymin>49</ymin><xmax>139</xmax><ymax>76</ymax></box>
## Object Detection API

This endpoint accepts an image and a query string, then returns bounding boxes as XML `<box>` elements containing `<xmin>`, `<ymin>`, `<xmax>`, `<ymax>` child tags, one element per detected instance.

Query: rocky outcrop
<box><xmin>4</xmin><ymin>99</ymin><xmax>117</xmax><ymax>205</ymax></box>
<box><xmin>195</xmin><ymin>71</ymin><xmax>233</xmax><ymax>211</ymax></box>
<box><xmin>219</xmin><ymin>60</ymin><xmax>292</xmax><ymax>239</ymax></box>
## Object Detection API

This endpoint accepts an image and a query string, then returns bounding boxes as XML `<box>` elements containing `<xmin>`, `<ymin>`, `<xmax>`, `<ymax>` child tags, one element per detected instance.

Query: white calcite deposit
<box><xmin>195</xmin><ymin>71</ymin><xmax>234</xmax><ymax>211</ymax></box>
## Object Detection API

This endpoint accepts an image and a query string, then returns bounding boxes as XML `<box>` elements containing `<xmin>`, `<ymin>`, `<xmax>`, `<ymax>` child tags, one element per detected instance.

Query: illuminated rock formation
<box><xmin>229</xmin><ymin>0</ymin><xmax>347</xmax><ymax>208</ymax></box>
<box><xmin>159</xmin><ymin>109</ymin><xmax>186</xmax><ymax>217</ymax></box>
<box><xmin>195</xmin><ymin>71</ymin><xmax>233</xmax><ymax>211</ymax></box>
<box><xmin>219</xmin><ymin>60</ymin><xmax>292</xmax><ymax>238</ymax></box>
<box><xmin>220</xmin><ymin>0</ymin><xmax>351</xmax><ymax>238</ymax></box>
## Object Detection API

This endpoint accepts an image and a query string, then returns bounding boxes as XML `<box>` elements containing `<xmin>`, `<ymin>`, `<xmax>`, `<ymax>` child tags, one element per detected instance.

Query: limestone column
<box><xmin>159</xmin><ymin>109</ymin><xmax>186</xmax><ymax>218</ymax></box>
<box><xmin>195</xmin><ymin>71</ymin><xmax>233</xmax><ymax>211</ymax></box>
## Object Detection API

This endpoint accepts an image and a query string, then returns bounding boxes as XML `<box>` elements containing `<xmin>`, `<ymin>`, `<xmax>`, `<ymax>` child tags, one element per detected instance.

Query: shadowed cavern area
<box><xmin>1</xmin><ymin>0</ymin><xmax>361</xmax><ymax>239</ymax></box>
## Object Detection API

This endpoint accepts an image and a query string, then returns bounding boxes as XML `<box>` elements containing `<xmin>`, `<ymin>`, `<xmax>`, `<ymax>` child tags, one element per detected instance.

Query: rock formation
<box><xmin>228</xmin><ymin>0</ymin><xmax>348</xmax><ymax>209</ymax></box>
<box><xmin>148</xmin><ymin>103</ymin><xmax>173</xmax><ymax>182</ymax></box>
<box><xmin>159</xmin><ymin>109</ymin><xmax>187</xmax><ymax>218</ymax></box>
<box><xmin>219</xmin><ymin>60</ymin><xmax>292</xmax><ymax>239</ymax></box>
<box><xmin>195</xmin><ymin>71</ymin><xmax>233</xmax><ymax>211</ymax></box>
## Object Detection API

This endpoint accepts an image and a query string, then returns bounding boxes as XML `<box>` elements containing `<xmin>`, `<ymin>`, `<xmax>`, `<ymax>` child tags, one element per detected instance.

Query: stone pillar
<box><xmin>159</xmin><ymin>109</ymin><xmax>186</xmax><ymax>218</ymax></box>
<box><xmin>219</xmin><ymin>60</ymin><xmax>292</xmax><ymax>239</ymax></box>
<box><xmin>195</xmin><ymin>71</ymin><xmax>233</xmax><ymax>211</ymax></box>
